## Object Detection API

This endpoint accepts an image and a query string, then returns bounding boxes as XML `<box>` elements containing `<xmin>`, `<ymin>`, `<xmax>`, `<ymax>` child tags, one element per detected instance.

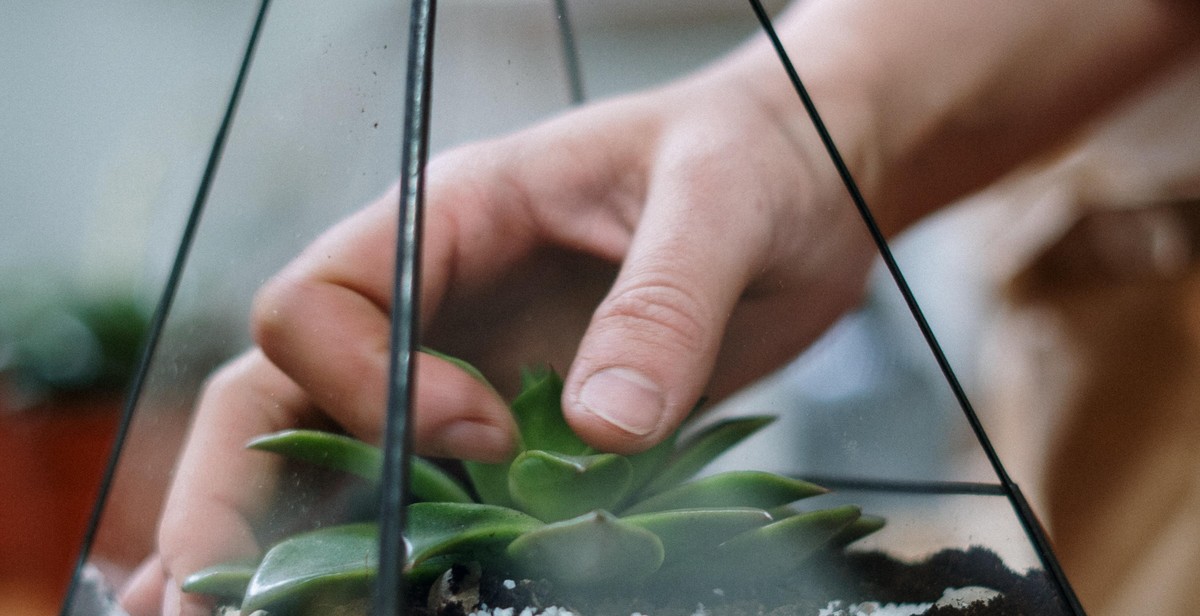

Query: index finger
<box><xmin>154</xmin><ymin>350</ymin><xmax>315</xmax><ymax>615</ymax></box>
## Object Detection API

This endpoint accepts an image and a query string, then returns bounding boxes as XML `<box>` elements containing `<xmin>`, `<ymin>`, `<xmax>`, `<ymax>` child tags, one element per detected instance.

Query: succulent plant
<box><xmin>184</xmin><ymin>358</ymin><xmax>883</xmax><ymax>614</ymax></box>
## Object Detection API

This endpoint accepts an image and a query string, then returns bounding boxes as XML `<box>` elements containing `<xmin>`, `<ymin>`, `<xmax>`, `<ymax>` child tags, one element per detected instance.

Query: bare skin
<box><xmin>121</xmin><ymin>1</ymin><xmax>1199</xmax><ymax>614</ymax></box>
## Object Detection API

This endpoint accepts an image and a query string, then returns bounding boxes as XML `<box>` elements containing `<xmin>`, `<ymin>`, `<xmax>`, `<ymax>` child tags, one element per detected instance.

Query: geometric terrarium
<box><xmin>62</xmin><ymin>1</ymin><xmax>1085</xmax><ymax>615</ymax></box>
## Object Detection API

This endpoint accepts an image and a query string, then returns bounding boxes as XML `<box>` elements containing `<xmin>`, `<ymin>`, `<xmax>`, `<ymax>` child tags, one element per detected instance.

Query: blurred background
<box><xmin>4</xmin><ymin>1</ymin><xmax>1198</xmax><ymax>615</ymax></box>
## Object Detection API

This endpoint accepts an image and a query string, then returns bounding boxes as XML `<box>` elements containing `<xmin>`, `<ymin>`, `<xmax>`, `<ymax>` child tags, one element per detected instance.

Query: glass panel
<box><xmin>68</xmin><ymin>0</ymin><xmax>413</xmax><ymax>610</ymax></box>
<box><xmin>61</xmin><ymin>1</ymin><xmax>1080</xmax><ymax>615</ymax></box>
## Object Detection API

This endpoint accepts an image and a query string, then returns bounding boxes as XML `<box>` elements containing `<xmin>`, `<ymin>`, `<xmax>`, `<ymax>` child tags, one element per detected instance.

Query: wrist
<box><xmin>688</xmin><ymin>16</ymin><xmax>891</xmax><ymax>235</ymax></box>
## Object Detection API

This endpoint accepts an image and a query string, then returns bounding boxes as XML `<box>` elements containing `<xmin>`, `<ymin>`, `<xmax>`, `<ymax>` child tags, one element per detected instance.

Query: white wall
<box><xmin>0</xmin><ymin>0</ymin><xmax>780</xmax><ymax>308</ymax></box>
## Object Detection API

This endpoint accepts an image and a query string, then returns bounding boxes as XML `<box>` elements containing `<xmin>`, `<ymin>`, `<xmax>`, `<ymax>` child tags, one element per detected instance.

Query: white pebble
<box><xmin>503</xmin><ymin>579</ymin><xmax>517</xmax><ymax>590</ymax></box>
<box><xmin>935</xmin><ymin>586</ymin><xmax>1002</xmax><ymax>609</ymax></box>
<box><xmin>818</xmin><ymin>599</ymin><xmax>933</xmax><ymax>616</ymax></box>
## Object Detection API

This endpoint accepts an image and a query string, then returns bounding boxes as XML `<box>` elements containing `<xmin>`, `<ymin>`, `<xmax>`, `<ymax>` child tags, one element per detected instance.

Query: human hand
<box><xmin>119</xmin><ymin>59</ymin><xmax>878</xmax><ymax>615</ymax></box>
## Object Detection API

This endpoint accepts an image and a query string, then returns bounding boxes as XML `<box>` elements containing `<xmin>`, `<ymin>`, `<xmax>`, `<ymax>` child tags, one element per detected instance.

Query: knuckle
<box><xmin>155</xmin><ymin>507</ymin><xmax>193</xmax><ymax>572</ymax></box>
<box><xmin>198</xmin><ymin>355</ymin><xmax>245</xmax><ymax>396</ymax></box>
<box><xmin>249</xmin><ymin>271</ymin><xmax>309</xmax><ymax>351</ymax></box>
<box><xmin>593</xmin><ymin>275</ymin><xmax>711</xmax><ymax>357</ymax></box>
<box><xmin>195</xmin><ymin>351</ymin><xmax>259</xmax><ymax>409</ymax></box>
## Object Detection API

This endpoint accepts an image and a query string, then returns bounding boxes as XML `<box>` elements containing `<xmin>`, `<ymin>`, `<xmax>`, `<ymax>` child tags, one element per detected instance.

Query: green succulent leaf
<box><xmin>508</xmin><ymin>450</ymin><xmax>633</xmax><ymax>522</ymax></box>
<box><xmin>642</xmin><ymin>416</ymin><xmax>775</xmax><ymax>496</ymax></box>
<box><xmin>717</xmin><ymin>505</ymin><xmax>862</xmax><ymax>574</ymax></box>
<box><xmin>248</xmin><ymin>430</ymin><xmax>382</xmax><ymax>483</ymax></box>
<box><xmin>510</xmin><ymin>368</ymin><xmax>588</xmax><ymax>455</ymax></box>
<box><xmin>506</xmin><ymin>510</ymin><xmax>664</xmax><ymax>586</ymax></box>
<box><xmin>245</xmin><ymin>429</ymin><xmax>473</xmax><ymax>504</ymax></box>
<box><xmin>831</xmin><ymin>513</ymin><xmax>887</xmax><ymax>547</ymax></box>
<box><xmin>767</xmin><ymin>506</ymin><xmax>885</xmax><ymax>547</ymax></box>
<box><xmin>520</xmin><ymin>364</ymin><xmax>551</xmax><ymax>391</ymax></box>
<box><xmin>464</xmin><ymin>367</ymin><xmax>585</xmax><ymax>508</ymax></box>
<box><xmin>408</xmin><ymin>458</ymin><xmax>476</xmax><ymax>504</ymax></box>
<box><xmin>181</xmin><ymin>357</ymin><xmax>884</xmax><ymax>610</ymax></box>
<box><xmin>463</xmin><ymin>460</ymin><xmax>517</xmax><ymax>508</ymax></box>
<box><xmin>181</xmin><ymin>558</ymin><xmax>259</xmax><ymax>600</ymax></box>
<box><xmin>622</xmin><ymin>396</ymin><xmax>704</xmax><ymax>496</ymax></box>
<box><xmin>241</xmin><ymin>523</ymin><xmax>377</xmax><ymax>614</ymax></box>
<box><xmin>406</xmin><ymin>554</ymin><xmax>466</xmax><ymax>587</ymax></box>
<box><xmin>622</xmin><ymin>432</ymin><xmax>678</xmax><ymax>500</ymax></box>
<box><xmin>420</xmin><ymin>347</ymin><xmax>495</xmax><ymax>389</ymax></box>
<box><xmin>406</xmin><ymin>502</ymin><xmax>542</xmax><ymax>568</ymax></box>
<box><xmin>416</xmin><ymin>349</ymin><xmax>518</xmax><ymax>506</ymax></box>
<box><xmin>622</xmin><ymin>471</ymin><xmax>827</xmax><ymax>516</ymax></box>
<box><xmin>621</xmin><ymin>508</ymin><xmax>771</xmax><ymax>565</ymax></box>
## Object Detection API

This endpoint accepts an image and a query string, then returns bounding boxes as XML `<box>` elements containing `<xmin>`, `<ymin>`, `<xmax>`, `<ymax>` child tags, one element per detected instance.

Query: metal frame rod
<box><xmin>552</xmin><ymin>0</ymin><xmax>585</xmax><ymax>104</ymax></box>
<box><xmin>375</xmin><ymin>0</ymin><xmax>437</xmax><ymax>614</ymax></box>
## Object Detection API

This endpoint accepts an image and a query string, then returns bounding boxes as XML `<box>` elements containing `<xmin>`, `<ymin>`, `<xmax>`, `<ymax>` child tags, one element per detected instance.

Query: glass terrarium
<box><xmin>60</xmin><ymin>1</ymin><xmax>1085</xmax><ymax>615</ymax></box>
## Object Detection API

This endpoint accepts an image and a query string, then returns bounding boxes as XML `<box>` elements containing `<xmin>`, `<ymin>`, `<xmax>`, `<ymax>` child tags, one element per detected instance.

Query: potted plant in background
<box><xmin>0</xmin><ymin>286</ymin><xmax>151</xmax><ymax>614</ymax></box>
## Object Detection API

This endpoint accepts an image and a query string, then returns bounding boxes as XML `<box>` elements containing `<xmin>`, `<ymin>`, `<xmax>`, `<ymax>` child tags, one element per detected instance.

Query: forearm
<box><xmin>705</xmin><ymin>0</ymin><xmax>1200</xmax><ymax>235</ymax></box>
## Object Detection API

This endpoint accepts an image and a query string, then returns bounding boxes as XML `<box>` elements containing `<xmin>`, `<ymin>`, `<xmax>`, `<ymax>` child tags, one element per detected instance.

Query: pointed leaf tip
<box><xmin>717</xmin><ymin>505</ymin><xmax>862</xmax><ymax>576</ymax></box>
<box><xmin>420</xmin><ymin>348</ymin><xmax>497</xmax><ymax>390</ymax></box>
<box><xmin>623</xmin><ymin>471</ymin><xmax>827</xmax><ymax>515</ymax></box>
<box><xmin>181</xmin><ymin>559</ymin><xmax>259</xmax><ymax>600</ymax></box>
<box><xmin>510</xmin><ymin>368</ymin><xmax>588</xmax><ymax>454</ymax></box>
<box><xmin>622</xmin><ymin>507</ymin><xmax>772</xmax><ymax>566</ymax></box>
<box><xmin>832</xmin><ymin>513</ymin><xmax>886</xmax><ymax>547</ymax></box>
<box><xmin>248</xmin><ymin>429</ymin><xmax>382</xmax><ymax>483</ymax></box>
<box><xmin>644</xmin><ymin>416</ymin><xmax>776</xmax><ymax>495</ymax></box>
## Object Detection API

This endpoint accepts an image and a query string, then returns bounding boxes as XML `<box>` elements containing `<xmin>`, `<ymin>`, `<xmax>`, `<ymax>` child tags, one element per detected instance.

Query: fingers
<box><xmin>250</xmin><ymin>196</ymin><xmax>397</xmax><ymax>442</ymax></box>
<box><xmin>252</xmin><ymin>111</ymin><xmax>646</xmax><ymax>454</ymax></box>
<box><xmin>252</xmin><ymin>186</ymin><xmax>520</xmax><ymax>462</ymax></box>
<box><xmin>154</xmin><ymin>351</ymin><xmax>306</xmax><ymax>615</ymax></box>
<box><xmin>411</xmin><ymin>353</ymin><xmax>519</xmax><ymax>460</ymax></box>
<box><xmin>121</xmin><ymin>559</ymin><xmax>200</xmax><ymax>616</ymax></box>
<box><xmin>254</xmin><ymin>269</ymin><xmax>518</xmax><ymax>460</ymax></box>
<box><xmin>140</xmin><ymin>345</ymin><xmax>519</xmax><ymax>614</ymax></box>
<box><xmin>562</xmin><ymin>128</ymin><xmax>775</xmax><ymax>454</ymax></box>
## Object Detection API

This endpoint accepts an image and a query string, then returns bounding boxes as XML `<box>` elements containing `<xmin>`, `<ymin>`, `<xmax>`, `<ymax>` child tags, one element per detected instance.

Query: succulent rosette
<box><xmin>184</xmin><ymin>357</ymin><xmax>883</xmax><ymax>614</ymax></box>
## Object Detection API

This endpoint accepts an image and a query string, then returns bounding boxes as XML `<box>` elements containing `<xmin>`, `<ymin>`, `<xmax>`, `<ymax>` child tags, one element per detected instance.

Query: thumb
<box><xmin>562</xmin><ymin>159</ymin><xmax>769</xmax><ymax>453</ymax></box>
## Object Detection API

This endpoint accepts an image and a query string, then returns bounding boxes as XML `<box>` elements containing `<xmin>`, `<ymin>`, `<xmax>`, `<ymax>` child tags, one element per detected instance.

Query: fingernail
<box><xmin>578</xmin><ymin>367</ymin><xmax>664</xmax><ymax>436</ymax></box>
<box><xmin>440</xmin><ymin>421</ymin><xmax>514</xmax><ymax>463</ymax></box>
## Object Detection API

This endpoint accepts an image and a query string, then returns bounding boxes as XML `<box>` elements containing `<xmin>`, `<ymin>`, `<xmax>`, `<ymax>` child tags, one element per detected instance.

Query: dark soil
<box><xmin>422</xmin><ymin>547</ymin><xmax>1071</xmax><ymax>616</ymax></box>
<box><xmin>844</xmin><ymin>548</ymin><xmax>1070</xmax><ymax>616</ymax></box>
